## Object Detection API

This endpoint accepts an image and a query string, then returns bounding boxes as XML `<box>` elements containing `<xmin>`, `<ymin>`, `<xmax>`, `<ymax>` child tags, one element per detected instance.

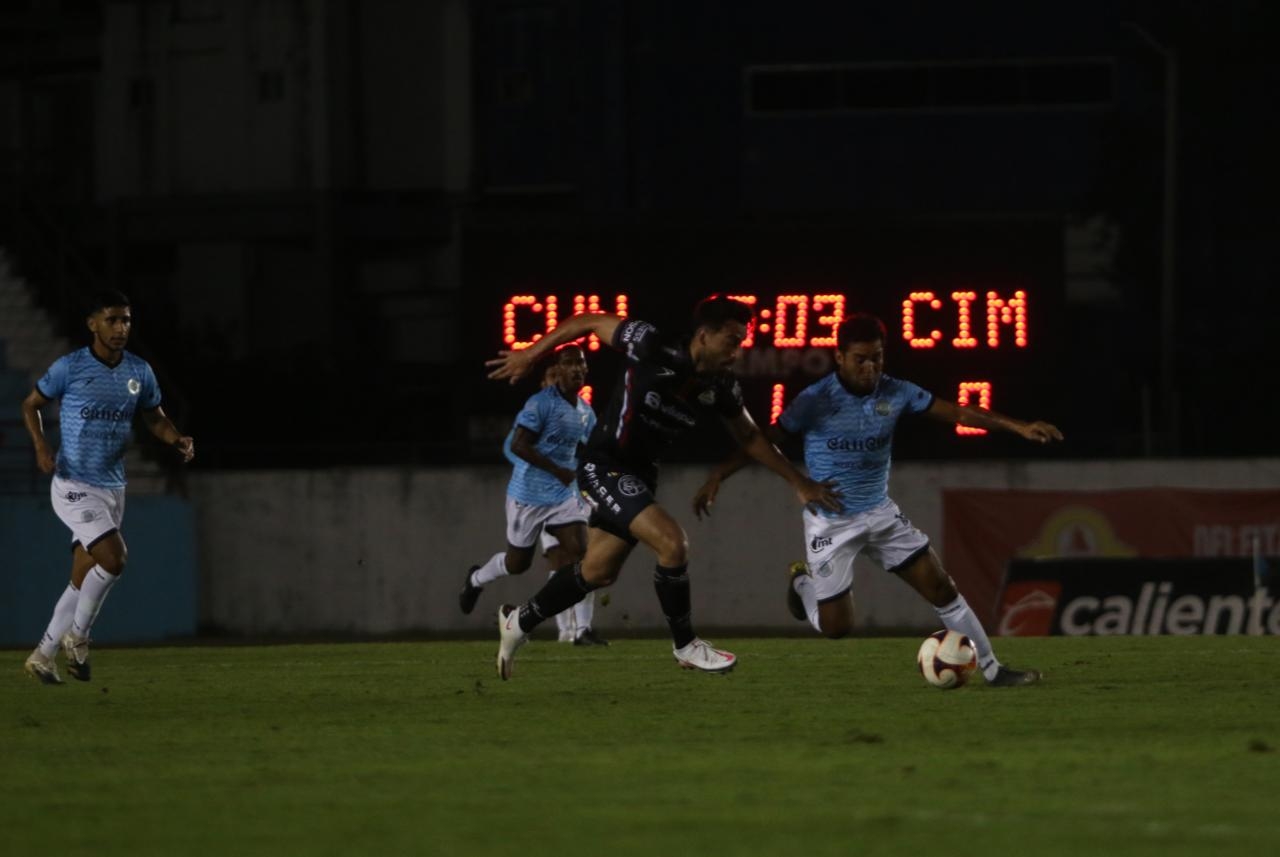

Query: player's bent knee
<box><xmin>656</xmin><ymin>535</ymin><xmax>689</xmax><ymax>568</ymax></box>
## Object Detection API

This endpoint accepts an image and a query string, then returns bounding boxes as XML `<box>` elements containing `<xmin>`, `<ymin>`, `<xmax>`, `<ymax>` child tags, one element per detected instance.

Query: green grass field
<box><xmin>2</xmin><ymin>635</ymin><xmax>1277</xmax><ymax>857</ymax></box>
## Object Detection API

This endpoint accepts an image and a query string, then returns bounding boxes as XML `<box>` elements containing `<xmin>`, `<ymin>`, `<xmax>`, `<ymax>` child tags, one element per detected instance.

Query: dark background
<box><xmin>2</xmin><ymin>0</ymin><xmax>1276</xmax><ymax>469</ymax></box>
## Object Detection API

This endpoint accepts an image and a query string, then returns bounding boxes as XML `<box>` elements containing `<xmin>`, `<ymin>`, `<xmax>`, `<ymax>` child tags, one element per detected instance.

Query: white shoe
<box><xmin>673</xmin><ymin>638</ymin><xmax>737</xmax><ymax>674</ymax></box>
<box><xmin>24</xmin><ymin>650</ymin><xmax>64</xmax><ymax>685</ymax></box>
<box><xmin>60</xmin><ymin>632</ymin><xmax>91</xmax><ymax>681</ymax></box>
<box><xmin>557</xmin><ymin>631</ymin><xmax>575</xmax><ymax>643</ymax></box>
<box><xmin>497</xmin><ymin>604</ymin><xmax>528</xmax><ymax>680</ymax></box>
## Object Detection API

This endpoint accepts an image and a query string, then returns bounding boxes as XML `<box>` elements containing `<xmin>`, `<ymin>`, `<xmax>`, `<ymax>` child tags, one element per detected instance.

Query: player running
<box><xmin>460</xmin><ymin>346</ymin><xmax>607</xmax><ymax>645</ymax></box>
<box><xmin>20</xmin><ymin>290</ymin><xmax>194</xmax><ymax>685</ymax></box>
<box><xmin>693</xmin><ymin>312</ymin><xmax>1061</xmax><ymax>687</ymax></box>
<box><xmin>486</xmin><ymin>295</ymin><xmax>842</xmax><ymax>680</ymax></box>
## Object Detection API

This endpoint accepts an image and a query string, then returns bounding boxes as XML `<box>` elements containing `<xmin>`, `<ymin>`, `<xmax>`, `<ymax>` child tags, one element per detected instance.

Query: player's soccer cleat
<box><xmin>459</xmin><ymin>566</ymin><xmax>483</xmax><ymax>615</ymax></box>
<box><xmin>987</xmin><ymin>666</ymin><xmax>1042</xmax><ymax>687</ymax></box>
<box><xmin>23</xmin><ymin>650</ymin><xmax>64</xmax><ymax>686</ymax></box>
<box><xmin>557</xmin><ymin>630</ymin><xmax>576</xmax><ymax>643</ymax></box>
<box><xmin>60</xmin><ymin>633</ymin><xmax>91</xmax><ymax>682</ymax></box>
<box><xmin>573</xmin><ymin>628</ymin><xmax>610</xmax><ymax>647</ymax></box>
<box><xmin>496</xmin><ymin>604</ymin><xmax>528</xmax><ymax>680</ymax></box>
<box><xmin>786</xmin><ymin>561</ymin><xmax>809</xmax><ymax>621</ymax></box>
<box><xmin>673</xmin><ymin>638</ymin><xmax>736</xmax><ymax>674</ymax></box>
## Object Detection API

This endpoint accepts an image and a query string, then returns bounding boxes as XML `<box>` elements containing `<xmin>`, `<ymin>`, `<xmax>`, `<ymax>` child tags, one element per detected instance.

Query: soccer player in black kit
<box><xmin>486</xmin><ymin>295</ymin><xmax>842</xmax><ymax>679</ymax></box>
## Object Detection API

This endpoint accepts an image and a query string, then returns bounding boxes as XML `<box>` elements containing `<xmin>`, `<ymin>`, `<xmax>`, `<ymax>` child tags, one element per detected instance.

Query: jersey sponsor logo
<box><xmin>79</xmin><ymin>405</ymin><xmax>131</xmax><ymax>422</ymax></box>
<box><xmin>826</xmin><ymin>433</ymin><xmax>892</xmax><ymax>452</ymax></box>
<box><xmin>617</xmin><ymin>475</ymin><xmax>647</xmax><ymax>497</ymax></box>
<box><xmin>874</xmin><ymin>400</ymin><xmax>892</xmax><ymax>416</ymax></box>
<box><xmin>810</xmin><ymin>534</ymin><xmax>833</xmax><ymax>552</ymax></box>
<box><xmin>643</xmin><ymin>391</ymin><xmax>696</xmax><ymax>427</ymax></box>
<box><xmin>127</xmin><ymin>378</ymin><xmax>142</xmax><ymax>395</ymax></box>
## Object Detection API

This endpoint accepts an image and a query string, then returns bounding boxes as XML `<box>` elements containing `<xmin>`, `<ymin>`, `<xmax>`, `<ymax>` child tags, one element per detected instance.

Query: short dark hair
<box><xmin>836</xmin><ymin>313</ymin><xmax>887</xmax><ymax>349</ymax></box>
<box><xmin>554</xmin><ymin>343</ymin><xmax>586</xmax><ymax>359</ymax></box>
<box><xmin>693</xmin><ymin>294</ymin><xmax>754</xmax><ymax>332</ymax></box>
<box><xmin>86</xmin><ymin>290</ymin><xmax>131</xmax><ymax>316</ymax></box>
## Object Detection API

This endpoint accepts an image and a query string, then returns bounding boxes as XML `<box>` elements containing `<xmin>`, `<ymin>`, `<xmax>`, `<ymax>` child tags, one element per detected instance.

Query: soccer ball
<box><xmin>916</xmin><ymin>630</ymin><xmax>978</xmax><ymax>689</ymax></box>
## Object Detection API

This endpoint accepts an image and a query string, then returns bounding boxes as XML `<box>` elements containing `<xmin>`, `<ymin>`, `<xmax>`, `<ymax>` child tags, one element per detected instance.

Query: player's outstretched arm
<box><xmin>140</xmin><ymin>406</ymin><xmax>195</xmax><ymax>462</ymax></box>
<box><xmin>486</xmin><ymin>313</ymin><xmax>624</xmax><ymax>385</ymax></box>
<box><xmin>925</xmin><ymin>399</ymin><xmax>1064</xmax><ymax>444</ymax></box>
<box><xmin>721</xmin><ymin>409</ymin><xmax>842</xmax><ymax>514</ymax></box>
<box><xmin>20</xmin><ymin>388</ymin><xmax>56</xmax><ymax>474</ymax></box>
<box><xmin>693</xmin><ymin>423</ymin><xmax>791</xmax><ymax>518</ymax></box>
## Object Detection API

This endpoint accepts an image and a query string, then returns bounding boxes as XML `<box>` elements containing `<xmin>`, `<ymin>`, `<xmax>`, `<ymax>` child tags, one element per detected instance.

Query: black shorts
<box><xmin>577</xmin><ymin>457</ymin><xmax>656</xmax><ymax>546</ymax></box>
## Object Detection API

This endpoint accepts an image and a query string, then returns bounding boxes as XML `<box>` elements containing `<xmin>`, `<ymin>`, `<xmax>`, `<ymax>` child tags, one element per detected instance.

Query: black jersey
<box><xmin>585</xmin><ymin>318</ymin><xmax>744</xmax><ymax>480</ymax></box>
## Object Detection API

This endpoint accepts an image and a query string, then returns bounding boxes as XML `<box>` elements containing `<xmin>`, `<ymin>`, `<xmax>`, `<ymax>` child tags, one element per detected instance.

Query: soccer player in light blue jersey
<box><xmin>460</xmin><ymin>345</ymin><xmax>608</xmax><ymax>644</ymax></box>
<box><xmin>695</xmin><ymin>313</ymin><xmax>1062</xmax><ymax>687</ymax></box>
<box><xmin>20</xmin><ymin>290</ymin><xmax>194</xmax><ymax>685</ymax></box>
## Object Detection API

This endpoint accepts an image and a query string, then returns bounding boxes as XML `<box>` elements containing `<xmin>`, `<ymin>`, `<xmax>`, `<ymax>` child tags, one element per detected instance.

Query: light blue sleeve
<box><xmin>778</xmin><ymin>381</ymin><xmax>823</xmax><ymax>435</ymax></box>
<box><xmin>583</xmin><ymin>405</ymin><xmax>597</xmax><ymax>442</ymax></box>
<box><xmin>140</xmin><ymin>361</ymin><xmax>162</xmax><ymax>410</ymax></box>
<box><xmin>36</xmin><ymin>355</ymin><xmax>69</xmax><ymax>400</ymax></box>
<box><xmin>514</xmin><ymin>391</ymin><xmax>547</xmax><ymax>434</ymax></box>
<box><xmin>899</xmin><ymin>379</ymin><xmax>934</xmax><ymax>415</ymax></box>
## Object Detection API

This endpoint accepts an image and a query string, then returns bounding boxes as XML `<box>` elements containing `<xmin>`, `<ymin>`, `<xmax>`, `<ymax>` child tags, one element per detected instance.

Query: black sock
<box><xmin>654</xmin><ymin>563</ymin><xmax>695</xmax><ymax>648</ymax></box>
<box><xmin>519</xmin><ymin>563</ymin><xmax>597</xmax><ymax>632</ymax></box>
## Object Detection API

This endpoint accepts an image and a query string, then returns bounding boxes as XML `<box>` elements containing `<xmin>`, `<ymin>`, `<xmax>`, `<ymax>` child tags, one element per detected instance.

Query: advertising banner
<box><xmin>997</xmin><ymin>557</ymin><xmax>1279</xmax><ymax>636</ymax></box>
<box><xmin>941</xmin><ymin>489</ymin><xmax>1280</xmax><ymax>628</ymax></box>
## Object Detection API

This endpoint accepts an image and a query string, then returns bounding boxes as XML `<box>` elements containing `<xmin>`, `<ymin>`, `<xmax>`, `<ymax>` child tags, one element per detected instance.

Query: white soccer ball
<box><xmin>916</xmin><ymin>629</ymin><xmax>978</xmax><ymax>689</ymax></box>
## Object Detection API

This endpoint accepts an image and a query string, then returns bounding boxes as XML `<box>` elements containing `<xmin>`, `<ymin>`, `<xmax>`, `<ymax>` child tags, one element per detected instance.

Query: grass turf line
<box><xmin>2</xmin><ymin>636</ymin><xmax>1277</xmax><ymax>857</ymax></box>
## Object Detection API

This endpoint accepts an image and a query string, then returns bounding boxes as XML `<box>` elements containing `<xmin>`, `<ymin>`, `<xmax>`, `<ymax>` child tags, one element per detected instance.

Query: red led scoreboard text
<box><xmin>501</xmin><ymin>290</ymin><xmax>1030</xmax><ymax>436</ymax></box>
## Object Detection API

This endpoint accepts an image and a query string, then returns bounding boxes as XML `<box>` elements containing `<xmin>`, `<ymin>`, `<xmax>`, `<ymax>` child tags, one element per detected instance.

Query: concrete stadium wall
<box><xmin>190</xmin><ymin>459</ymin><xmax>1280</xmax><ymax>637</ymax></box>
<box><xmin>0</xmin><ymin>495</ymin><xmax>197</xmax><ymax>646</ymax></box>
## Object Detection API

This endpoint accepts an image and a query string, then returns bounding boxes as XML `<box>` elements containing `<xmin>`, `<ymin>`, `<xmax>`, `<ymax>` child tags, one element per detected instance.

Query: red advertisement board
<box><xmin>941</xmin><ymin>489</ymin><xmax>1280</xmax><ymax>629</ymax></box>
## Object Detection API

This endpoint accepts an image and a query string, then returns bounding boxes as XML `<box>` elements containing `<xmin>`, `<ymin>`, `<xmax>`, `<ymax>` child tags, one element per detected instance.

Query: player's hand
<box><xmin>173</xmin><ymin>436</ymin><xmax>195</xmax><ymax>463</ymax></box>
<box><xmin>796</xmin><ymin>477</ymin><xmax>842</xmax><ymax>514</ymax></box>
<box><xmin>486</xmin><ymin>349</ymin><xmax>537</xmax><ymax>384</ymax></box>
<box><xmin>692</xmin><ymin>477</ymin><xmax>721</xmax><ymax>520</ymax></box>
<box><xmin>33</xmin><ymin>443</ymin><xmax>55</xmax><ymax>474</ymax></box>
<box><xmin>555</xmin><ymin>466</ymin><xmax>575</xmax><ymax>486</ymax></box>
<box><xmin>1019</xmin><ymin>421</ymin><xmax>1063</xmax><ymax>444</ymax></box>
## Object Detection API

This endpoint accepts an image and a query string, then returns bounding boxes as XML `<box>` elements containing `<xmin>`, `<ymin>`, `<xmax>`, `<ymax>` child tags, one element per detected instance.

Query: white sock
<box><xmin>38</xmin><ymin>583</ymin><xmax>80</xmax><ymax>657</ymax></box>
<box><xmin>71</xmin><ymin>565</ymin><xmax>119</xmax><ymax>639</ymax></box>
<box><xmin>573</xmin><ymin>591</ymin><xmax>596</xmax><ymax>634</ymax></box>
<box><xmin>935</xmin><ymin>594</ymin><xmax>1000</xmax><ymax>680</ymax></box>
<box><xmin>471</xmin><ymin>553</ymin><xmax>508</xmax><ymax>587</ymax></box>
<box><xmin>793</xmin><ymin>574</ymin><xmax>821</xmax><ymax>633</ymax></box>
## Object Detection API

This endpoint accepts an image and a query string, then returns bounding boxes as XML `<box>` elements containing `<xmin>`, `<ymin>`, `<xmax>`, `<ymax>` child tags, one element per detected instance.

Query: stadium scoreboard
<box><xmin>465</xmin><ymin>221</ymin><xmax>1064</xmax><ymax>458</ymax></box>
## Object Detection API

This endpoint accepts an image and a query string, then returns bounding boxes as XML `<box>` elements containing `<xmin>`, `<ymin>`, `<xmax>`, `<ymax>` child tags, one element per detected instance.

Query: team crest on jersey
<box><xmin>698</xmin><ymin>389</ymin><xmax>716</xmax><ymax>406</ymax></box>
<box><xmin>617</xmin><ymin>475</ymin><xmax>647</xmax><ymax>497</ymax></box>
<box><xmin>127</xmin><ymin>378</ymin><xmax>142</xmax><ymax>395</ymax></box>
<box><xmin>875</xmin><ymin>400</ymin><xmax>891</xmax><ymax>416</ymax></box>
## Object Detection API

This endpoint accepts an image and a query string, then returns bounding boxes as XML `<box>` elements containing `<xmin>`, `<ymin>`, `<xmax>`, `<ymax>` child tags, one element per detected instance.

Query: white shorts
<box><xmin>505</xmin><ymin>494</ymin><xmax>589</xmax><ymax>549</ymax></box>
<box><xmin>803</xmin><ymin>499</ymin><xmax>930</xmax><ymax>602</ymax></box>
<box><xmin>51</xmin><ymin>475</ymin><xmax>126</xmax><ymax>551</ymax></box>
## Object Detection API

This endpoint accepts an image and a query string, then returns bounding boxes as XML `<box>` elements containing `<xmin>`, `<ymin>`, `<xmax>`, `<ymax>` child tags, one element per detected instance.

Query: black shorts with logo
<box><xmin>577</xmin><ymin>456</ymin><xmax>656</xmax><ymax>545</ymax></box>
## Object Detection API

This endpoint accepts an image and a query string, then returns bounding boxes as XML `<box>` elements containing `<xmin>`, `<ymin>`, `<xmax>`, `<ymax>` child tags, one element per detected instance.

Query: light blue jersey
<box><xmin>507</xmin><ymin>386</ymin><xmax>596</xmax><ymax>505</ymax></box>
<box><xmin>36</xmin><ymin>348</ymin><xmax>162</xmax><ymax>489</ymax></box>
<box><xmin>779</xmin><ymin>373</ymin><xmax>933</xmax><ymax>517</ymax></box>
